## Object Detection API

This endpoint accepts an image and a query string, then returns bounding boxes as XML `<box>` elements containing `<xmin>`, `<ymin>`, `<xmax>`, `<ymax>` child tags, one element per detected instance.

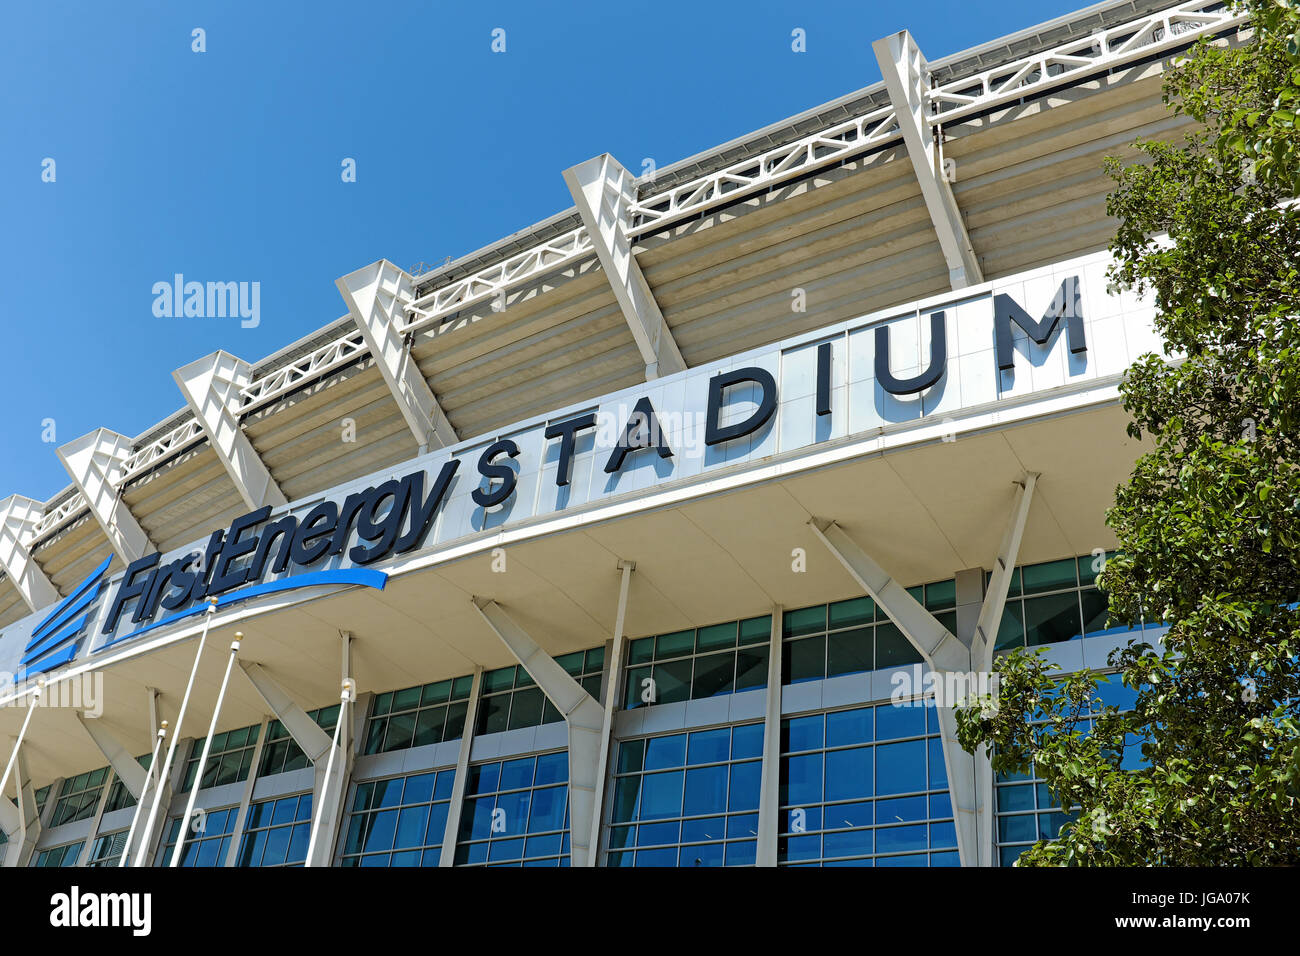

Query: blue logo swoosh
<box><xmin>97</xmin><ymin>567</ymin><xmax>388</xmax><ymax>653</ymax></box>
<box><xmin>21</xmin><ymin>555</ymin><xmax>112</xmax><ymax>679</ymax></box>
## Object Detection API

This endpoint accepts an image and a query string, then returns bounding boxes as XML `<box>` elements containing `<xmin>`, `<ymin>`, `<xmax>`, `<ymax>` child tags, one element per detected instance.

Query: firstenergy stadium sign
<box><xmin>8</xmin><ymin>250</ymin><xmax>1151</xmax><ymax>675</ymax></box>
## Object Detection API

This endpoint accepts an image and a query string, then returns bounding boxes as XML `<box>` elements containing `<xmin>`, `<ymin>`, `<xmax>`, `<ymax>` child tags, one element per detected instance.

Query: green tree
<box><xmin>956</xmin><ymin>0</ymin><xmax>1300</xmax><ymax>865</ymax></box>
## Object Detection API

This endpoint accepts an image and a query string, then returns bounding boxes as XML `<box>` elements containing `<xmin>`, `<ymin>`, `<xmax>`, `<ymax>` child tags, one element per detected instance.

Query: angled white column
<box><xmin>57</xmin><ymin>428</ymin><xmax>154</xmax><ymax>563</ymax></box>
<box><xmin>174</xmin><ymin>351</ymin><xmax>287</xmax><ymax>511</ymax></box>
<box><xmin>472</xmin><ymin>598</ymin><xmax>605</xmax><ymax>868</ymax></box>
<box><xmin>239</xmin><ymin>662</ymin><xmax>334</xmax><ymax>761</ymax></box>
<box><xmin>972</xmin><ymin>475</ymin><xmax>1038</xmax><ymax>672</ymax></box>
<box><xmin>967</xmin><ymin>474</ymin><xmax>1037</xmax><ymax>866</ymax></box>
<box><xmin>873</xmin><ymin>31</ymin><xmax>983</xmax><ymax>290</ymax></box>
<box><xmin>0</xmin><ymin>750</ymin><xmax>41</xmax><ymax>867</ymax></box>
<box><xmin>76</xmin><ymin>713</ymin><xmax>147</xmax><ymax>799</ymax></box>
<box><xmin>755</xmin><ymin>606</ymin><xmax>783</xmax><ymax>867</ymax></box>
<box><xmin>439</xmin><ymin>667</ymin><xmax>483</xmax><ymax>866</ymax></box>
<box><xmin>337</xmin><ymin>260</ymin><xmax>457</xmax><ymax>452</ymax></box>
<box><xmin>808</xmin><ymin>517</ymin><xmax>979</xmax><ymax>864</ymax></box>
<box><xmin>585</xmin><ymin>559</ymin><xmax>634</xmax><ymax>864</ymax></box>
<box><xmin>238</xmin><ymin>657</ymin><xmax>350</xmax><ymax>866</ymax></box>
<box><xmin>563</xmin><ymin>154</ymin><xmax>687</xmax><ymax>380</ymax></box>
<box><xmin>0</xmin><ymin>495</ymin><xmax>59</xmax><ymax>612</ymax></box>
<box><xmin>810</xmin><ymin>519</ymin><xmax>970</xmax><ymax>672</ymax></box>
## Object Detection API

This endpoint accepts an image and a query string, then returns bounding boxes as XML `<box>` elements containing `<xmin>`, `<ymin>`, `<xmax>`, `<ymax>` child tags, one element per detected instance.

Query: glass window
<box><xmin>236</xmin><ymin>793</ymin><xmax>314</xmax><ymax>867</ymax></box>
<box><xmin>181</xmin><ymin>725</ymin><xmax>261</xmax><ymax>792</ymax></box>
<box><xmin>366</xmin><ymin>675</ymin><xmax>473</xmax><ymax>755</ymax></box>
<box><xmin>476</xmin><ymin>650</ymin><xmax>602</xmax><ymax>736</ymax></box>
<box><xmin>607</xmin><ymin>724</ymin><xmax>762</xmax><ymax>867</ymax></box>
<box><xmin>455</xmin><ymin>753</ymin><xmax>569</xmax><ymax>866</ymax></box>
<box><xmin>32</xmin><ymin>841</ymin><xmax>83</xmax><ymax>867</ymax></box>
<box><xmin>994</xmin><ymin>674</ymin><xmax>1134</xmax><ymax>865</ymax></box>
<box><xmin>156</xmin><ymin>806</ymin><xmax>239</xmax><ymax>866</ymax></box>
<box><xmin>342</xmin><ymin>769</ymin><xmax>456</xmax><ymax>867</ymax></box>
<box><xmin>994</xmin><ymin>553</ymin><xmax>1142</xmax><ymax>653</ymax></box>
<box><xmin>778</xmin><ymin>702</ymin><xmax>953</xmax><ymax>866</ymax></box>
<box><xmin>624</xmin><ymin>616</ymin><xmax>770</xmax><ymax>710</ymax></box>
<box><xmin>259</xmin><ymin>706</ymin><xmax>339</xmax><ymax>777</ymax></box>
<box><xmin>49</xmin><ymin>767</ymin><xmax>108</xmax><ymax>827</ymax></box>
<box><xmin>87</xmin><ymin>829</ymin><xmax>129</xmax><ymax>867</ymax></box>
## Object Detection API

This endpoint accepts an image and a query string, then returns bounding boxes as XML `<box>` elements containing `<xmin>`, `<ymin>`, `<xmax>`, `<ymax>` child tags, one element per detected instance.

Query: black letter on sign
<box><xmin>473</xmin><ymin>439</ymin><xmax>520</xmax><ymax>507</ymax></box>
<box><xmin>545</xmin><ymin>413</ymin><xmax>597</xmax><ymax>487</ymax></box>
<box><xmin>704</xmin><ymin>366</ymin><xmax>778</xmax><ymax>446</ymax></box>
<box><xmin>816</xmin><ymin>342</ymin><xmax>832</xmax><ymax>417</ymax></box>
<box><xmin>875</xmin><ymin>312</ymin><xmax>947</xmax><ymax>395</ymax></box>
<box><xmin>394</xmin><ymin>460</ymin><xmax>460</xmax><ymax>553</ymax></box>
<box><xmin>103</xmin><ymin>554</ymin><xmax>159</xmax><ymax>634</ymax></box>
<box><xmin>291</xmin><ymin>501</ymin><xmax>340</xmax><ymax>567</ymax></box>
<box><xmin>994</xmin><ymin>276</ymin><xmax>1085</xmax><ymax>371</ymax></box>
<box><xmin>208</xmin><ymin>506</ymin><xmax>271</xmax><ymax>595</ymax></box>
<box><xmin>604</xmin><ymin>397</ymin><xmax>673</xmax><ymax>474</ymax></box>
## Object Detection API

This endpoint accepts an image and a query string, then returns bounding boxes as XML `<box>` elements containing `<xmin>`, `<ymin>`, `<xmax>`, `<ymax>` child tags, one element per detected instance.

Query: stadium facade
<box><xmin>0</xmin><ymin>0</ymin><xmax>1238</xmax><ymax>868</ymax></box>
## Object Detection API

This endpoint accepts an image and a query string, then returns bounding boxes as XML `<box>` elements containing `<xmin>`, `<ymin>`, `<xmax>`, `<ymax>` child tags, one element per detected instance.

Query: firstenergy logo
<box><xmin>21</xmin><ymin>557</ymin><xmax>110</xmax><ymax>679</ymax></box>
<box><xmin>98</xmin><ymin>465</ymin><xmax>454</xmax><ymax>647</ymax></box>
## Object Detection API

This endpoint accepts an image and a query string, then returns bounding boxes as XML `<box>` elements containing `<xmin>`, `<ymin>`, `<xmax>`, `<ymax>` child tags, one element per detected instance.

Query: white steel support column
<box><xmin>585</xmin><ymin>559</ymin><xmax>634</xmax><ymax>864</ymax></box>
<box><xmin>76</xmin><ymin>713</ymin><xmax>148</xmax><ymax>800</ymax></box>
<box><xmin>968</xmin><ymin>474</ymin><xmax>1037</xmax><ymax>866</ymax></box>
<box><xmin>808</xmin><ymin>517</ymin><xmax>980</xmax><ymax>863</ymax></box>
<box><xmin>873</xmin><ymin>30</ymin><xmax>983</xmax><ymax>290</ymax></box>
<box><xmin>222</xmin><ymin>717</ymin><xmax>269</xmax><ymax>868</ymax></box>
<box><xmin>563</xmin><ymin>154</ymin><xmax>686</xmax><ymax>380</ymax></box>
<box><xmin>471</xmin><ymin>598</ymin><xmax>605</xmax><ymax>868</ymax></box>
<box><xmin>439</xmin><ymin>667</ymin><xmax>483</xmax><ymax>866</ymax></box>
<box><xmin>755</xmin><ymin>606</ymin><xmax>783</xmax><ymax>867</ymax></box>
<box><xmin>0</xmin><ymin>495</ymin><xmax>59</xmax><ymax>612</ymax></box>
<box><xmin>238</xmin><ymin>631</ymin><xmax>354</xmax><ymax>867</ymax></box>
<box><xmin>56</xmin><ymin>428</ymin><xmax>154</xmax><ymax>563</ymax></box>
<box><xmin>337</xmin><ymin>260</ymin><xmax>457</xmax><ymax>452</ymax></box>
<box><xmin>173</xmin><ymin>351</ymin><xmax>287</xmax><ymax>511</ymax></box>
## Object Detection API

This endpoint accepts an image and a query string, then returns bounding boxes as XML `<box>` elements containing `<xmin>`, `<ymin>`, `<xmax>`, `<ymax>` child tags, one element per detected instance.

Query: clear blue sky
<box><xmin>0</xmin><ymin>0</ymin><xmax>1083</xmax><ymax>502</ymax></box>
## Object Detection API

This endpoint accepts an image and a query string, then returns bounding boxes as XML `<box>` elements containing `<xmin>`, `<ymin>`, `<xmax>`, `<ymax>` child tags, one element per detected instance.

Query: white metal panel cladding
<box><xmin>0</xmin><ymin>247</ymin><xmax>1157</xmax><ymax>678</ymax></box>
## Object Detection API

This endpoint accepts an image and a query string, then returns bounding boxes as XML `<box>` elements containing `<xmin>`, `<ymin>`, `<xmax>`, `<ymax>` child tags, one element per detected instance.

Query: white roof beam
<box><xmin>874</xmin><ymin>30</ymin><xmax>983</xmax><ymax>290</ymax></box>
<box><xmin>56</xmin><ymin>428</ymin><xmax>155</xmax><ymax>563</ymax></box>
<box><xmin>564</xmin><ymin>154</ymin><xmax>687</xmax><ymax>380</ymax></box>
<box><xmin>0</xmin><ymin>496</ymin><xmax>60</xmax><ymax>612</ymax></box>
<box><xmin>173</xmin><ymin>351</ymin><xmax>287</xmax><ymax>511</ymax></box>
<box><xmin>337</xmin><ymin>260</ymin><xmax>457</xmax><ymax>452</ymax></box>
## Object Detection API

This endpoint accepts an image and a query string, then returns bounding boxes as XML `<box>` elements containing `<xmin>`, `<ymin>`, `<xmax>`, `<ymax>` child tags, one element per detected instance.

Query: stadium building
<box><xmin>0</xmin><ymin>0</ymin><xmax>1236</xmax><ymax>868</ymax></box>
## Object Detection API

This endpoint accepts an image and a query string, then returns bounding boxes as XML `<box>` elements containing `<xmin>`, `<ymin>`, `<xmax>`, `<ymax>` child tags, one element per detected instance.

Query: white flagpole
<box><xmin>118</xmin><ymin>719</ymin><xmax>168</xmax><ymax>867</ymax></box>
<box><xmin>170</xmin><ymin>630</ymin><xmax>244</xmax><ymax>867</ymax></box>
<box><xmin>0</xmin><ymin>678</ymin><xmax>43</xmax><ymax>803</ymax></box>
<box><xmin>305</xmin><ymin>678</ymin><xmax>354</xmax><ymax>866</ymax></box>
<box><xmin>132</xmin><ymin>596</ymin><xmax>218</xmax><ymax>866</ymax></box>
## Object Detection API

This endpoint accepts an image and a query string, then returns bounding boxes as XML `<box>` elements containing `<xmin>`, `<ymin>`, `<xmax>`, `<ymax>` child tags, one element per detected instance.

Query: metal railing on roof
<box><xmin>28</xmin><ymin>492</ymin><xmax>89</xmax><ymax>544</ymax></box>
<box><xmin>119</xmin><ymin>418</ymin><xmax>206</xmax><ymax>484</ymax></box>
<box><xmin>927</xmin><ymin>0</ymin><xmax>1246</xmax><ymax>125</ymax></box>
<box><xmin>238</xmin><ymin>329</ymin><xmax>369</xmax><ymax>414</ymax></box>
